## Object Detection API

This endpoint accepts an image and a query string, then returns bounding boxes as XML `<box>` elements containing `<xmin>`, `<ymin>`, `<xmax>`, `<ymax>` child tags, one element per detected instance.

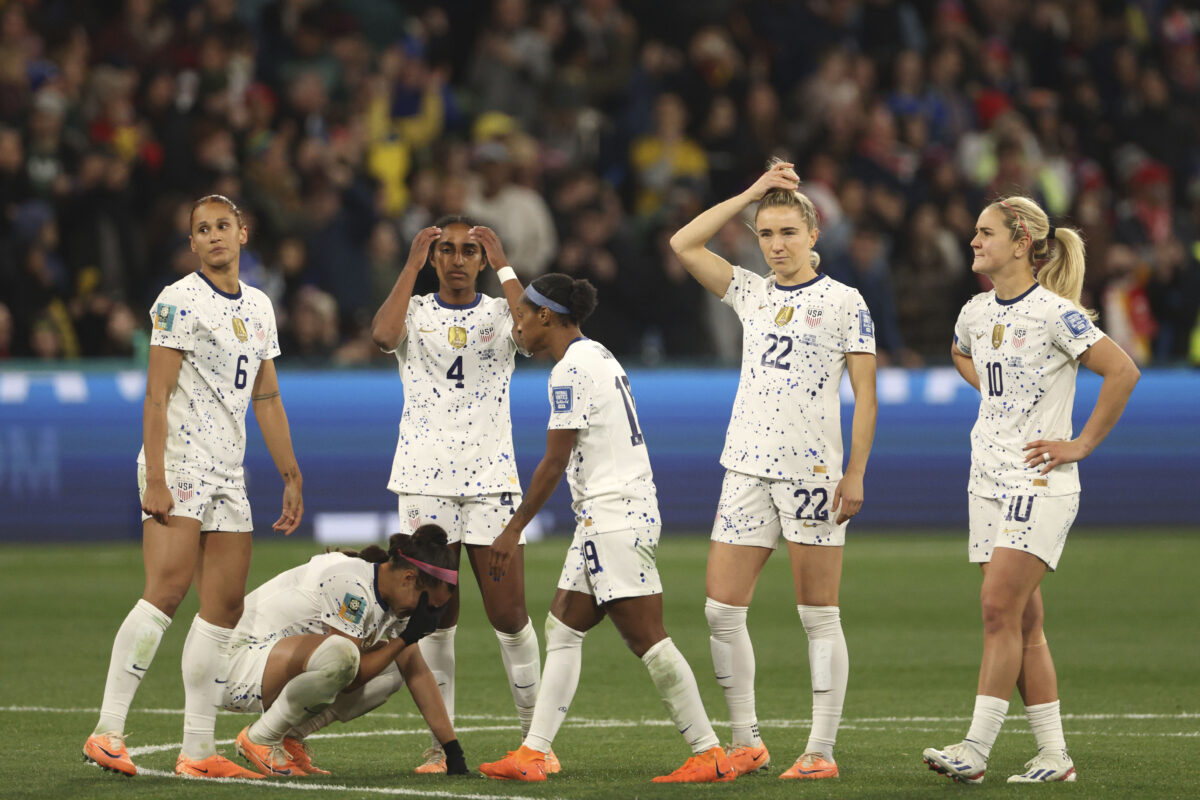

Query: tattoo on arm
<box><xmin>252</xmin><ymin>390</ymin><xmax>280</xmax><ymax>401</ymax></box>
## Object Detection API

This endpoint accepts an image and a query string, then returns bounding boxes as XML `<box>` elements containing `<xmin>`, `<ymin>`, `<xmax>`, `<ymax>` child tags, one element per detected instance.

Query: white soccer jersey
<box><xmin>387</xmin><ymin>293</ymin><xmax>522</xmax><ymax>497</ymax></box>
<box><xmin>137</xmin><ymin>272</ymin><xmax>280</xmax><ymax>488</ymax></box>
<box><xmin>547</xmin><ymin>338</ymin><xmax>659</xmax><ymax>532</ymax></box>
<box><xmin>720</xmin><ymin>267</ymin><xmax>875</xmax><ymax>482</ymax></box>
<box><xmin>233</xmin><ymin>552</ymin><xmax>409</xmax><ymax>650</ymax></box>
<box><xmin>953</xmin><ymin>283</ymin><xmax>1105</xmax><ymax>497</ymax></box>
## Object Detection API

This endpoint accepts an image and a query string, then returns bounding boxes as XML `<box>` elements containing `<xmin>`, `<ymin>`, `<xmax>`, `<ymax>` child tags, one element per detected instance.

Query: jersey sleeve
<box><xmin>953</xmin><ymin>303</ymin><xmax>972</xmax><ymax>356</ymax></box>
<box><xmin>1049</xmin><ymin>306</ymin><xmax>1104</xmax><ymax>359</ymax></box>
<box><xmin>546</xmin><ymin>362</ymin><xmax>592</xmax><ymax>431</ymax></box>
<box><xmin>719</xmin><ymin>266</ymin><xmax>755</xmax><ymax>316</ymax></box>
<box><xmin>316</xmin><ymin>570</ymin><xmax>375</xmax><ymax>640</ymax></box>
<box><xmin>259</xmin><ymin>298</ymin><xmax>282</xmax><ymax>361</ymax></box>
<box><xmin>148</xmin><ymin>284</ymin><xmax>197</xmax><ymax>352</ymax></box>
<box><xmin>842</xmin><ymin>289</ymin><xmax>877</xmax><ymax>354</ymax></box>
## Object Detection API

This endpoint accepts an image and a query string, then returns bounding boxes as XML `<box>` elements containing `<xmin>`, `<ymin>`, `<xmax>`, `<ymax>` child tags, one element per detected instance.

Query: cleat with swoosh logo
<box><xmin>726</xmin><ymin>742</ymin><xmax>770</xmax><ymax>775</ymax></box>
<box><xmin>652</xmin><ymin>745</ymin><xmax>737</xmax><ymax>783</ymax></box>
<box><xmin>83</xmin><ymin>732</ymin><xmax>137</xmax><ymax>776</ymax></box>
<box><xmin>235</xmin><ymin>726</ymin><xmax>307</xmax><ymax>777</ymax></box>
<box><xmin>479</xmin><ymin>745</ymin><xmax>547</xmax><ymax>781</ymax></box>
<box><xmin>781</xmin><ymin>751</ymin><xmax>839</xmax><ymax>780</ymax></box>
<box><xmin>175</xmin><ymin>751</ymin><xmax>265</xmax><ymax>779</ymax></box>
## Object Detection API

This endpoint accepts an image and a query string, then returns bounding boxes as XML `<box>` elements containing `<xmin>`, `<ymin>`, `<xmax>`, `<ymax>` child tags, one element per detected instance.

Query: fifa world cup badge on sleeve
<box><xmin>339</xmin><ymin>594</ymin><xmax>366</xmax><ymax>625</ymax></box>
<box><xmin>859</xmin><ymin>309</ymin><xmax>875</xmax><ymax>337</ymax></box>
<box><xmin>154</xmin><ymin>303</ymin><xmax>176</xmax><ymax>332</ymax></box>
<box><xmin>552</xmin><ymin>386</ymin><xmax>573</xmax><ymax>413</ymax></box>
<box><xmin>1061</xmin><ymin>310</ymin><xmax>1091</xmax><ymax>337</ymax></box>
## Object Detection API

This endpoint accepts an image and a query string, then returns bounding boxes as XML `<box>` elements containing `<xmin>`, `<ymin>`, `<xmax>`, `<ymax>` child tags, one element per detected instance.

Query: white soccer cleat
<box><xmin>923</xmin><ymin>741</ymin><xmax>987</xmax><ymax>784</ymax></box>
<box><xmin>1007</xmin><ymin>750</ymin><xmax>1077</xmax><ymax>783</ymax></box>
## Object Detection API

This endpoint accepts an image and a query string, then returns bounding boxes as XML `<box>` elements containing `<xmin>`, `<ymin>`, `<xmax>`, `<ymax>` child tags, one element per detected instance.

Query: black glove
<box><xmin>442</xmin><ymin>738</ymin><xmax>468</xmax><ymax>775</ymax></box>
<box><xmin>399</xmin><ymin>591</ymin><xmax>446</xmax><ymax>646</ymax></box>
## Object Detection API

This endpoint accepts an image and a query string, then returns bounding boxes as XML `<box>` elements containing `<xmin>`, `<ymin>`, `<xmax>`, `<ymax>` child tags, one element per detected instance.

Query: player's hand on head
<box><xmin>273</xmin><ymin>482</ymin><xmax>304</xmax><ymax>535</ymax></box>
<box><xmin>400</xmin><ymin>591</ymin><xmax>446</xmax><ymax>646</ymax></box>
<box><xmin>469</xmin><ymin>226</ymin><xmax>509</xmax><ymax>269</ymax></box>
<box><xmin>405</xmin><ymin>226</ymin><xmax>442</xmax><ymax>272</ymax></box>
<box><xmin>746</xmin><ymin>161</ymin><xmax>800</xmax><ymax>201</ymax></box>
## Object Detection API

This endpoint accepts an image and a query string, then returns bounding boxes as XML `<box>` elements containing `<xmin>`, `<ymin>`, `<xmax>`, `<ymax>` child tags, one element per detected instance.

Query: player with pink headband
<box><xmin>215</xmin><ymin>525</ymin><xmax>469</xmax><ymax>777</ymax></box>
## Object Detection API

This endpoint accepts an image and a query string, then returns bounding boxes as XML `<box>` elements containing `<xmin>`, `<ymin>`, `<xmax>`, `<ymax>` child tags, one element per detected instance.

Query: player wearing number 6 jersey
<box><xmin>669</xmin><ymin>160</ymin><xmax>878</xmax><ymax>780</ymax></box>
<box><xmin>370</xmin><ymin>217</ymin><xmax>552</xmax><ymax>773</ymax></box>
<box><xmin>84</xmin><ymin>195</ymin><xmax>304</xmax><ymax>780</ymax></box>
<box><xmin>480</xmin><ymin>274</ymin><xmax>734</xmax><ymax>784</ymax></box>
<box><xmin>923</xmin><ymin>197</ymin><xmax>1138</xmax><ymax>786</ymax></box>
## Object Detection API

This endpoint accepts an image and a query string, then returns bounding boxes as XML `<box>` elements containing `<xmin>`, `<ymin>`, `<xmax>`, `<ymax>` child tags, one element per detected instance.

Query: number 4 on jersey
<box><xmin>447</xmin><ymin>355</ymin><xmax>465</xmax><ymax>389</ymax></box>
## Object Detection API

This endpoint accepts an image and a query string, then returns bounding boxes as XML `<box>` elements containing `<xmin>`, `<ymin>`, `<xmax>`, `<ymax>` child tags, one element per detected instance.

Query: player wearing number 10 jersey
<box><xmin>670</xmin><ymin>160</ymin><xmax>878</xmax><ymax>781</ymax></box>
<box><xmin>923</xmin><ymin>196</ymin><xmax>1138</xmax><ymax>786</ymax></box>
<box><xmin>370</xmin><ymin>217</ymin><xmax>548</xmax><ymax>774</ymax></box>
<box><xmin>480</xmin><ymin>274</ymin><xmax>733</xmax><ymax>784</ymax></box>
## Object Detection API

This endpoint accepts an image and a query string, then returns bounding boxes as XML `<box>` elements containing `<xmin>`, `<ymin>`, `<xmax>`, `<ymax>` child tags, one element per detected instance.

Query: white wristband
<box><xmin>495</xmin><ymin>266</ymin><xmax>518</xmax><ymax>284</ymax></box>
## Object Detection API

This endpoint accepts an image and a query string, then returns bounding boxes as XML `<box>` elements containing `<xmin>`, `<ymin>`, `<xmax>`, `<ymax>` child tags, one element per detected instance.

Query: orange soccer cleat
<box><xmin>652</xmin><ymin>745</ymin><xmax>737</xmax><ymax>783</ymax></box>
<box><xmin>781</xmin><ymin>751</ymin><xmax>839</xmax><ymax>780</ymax></box>
<box><xmin>479</xmin><ymin>745</ymin><xmax>548</xmax><ymax>781</ymax></box>
<box><xmin>543</xmin><ymin>748</ymin><xmax>562</xmax><ymax>774</ymax></box>
<box><xmin>234</xmin><ymin>727</ymin><xmax>307</xmax><ymax>777</ymax></box>
<box><xmin>83</xmin><ymin>732</ymin><xmax>137</xmax><ymax>776</ymax></box>
<box><xmin>283</xmin><ymin>736</ymin><xmax>330</xmax><ymax>776</ymax></box>
<box><xmin>175</xmin><ymin>751</ymin><xmax>265</xmax><ymax>779</ymax></box>
<box><xmin>726</xmin><ymin>742</ymin><xmax>770</xmax><ymax>775</ymax></box>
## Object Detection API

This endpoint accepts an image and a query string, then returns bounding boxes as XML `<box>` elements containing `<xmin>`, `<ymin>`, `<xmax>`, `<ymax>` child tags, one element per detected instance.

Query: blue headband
<box><xmin>524</xmin><ymin>285</ymin><xmax>570</xmax><ymax>315</ymax></box>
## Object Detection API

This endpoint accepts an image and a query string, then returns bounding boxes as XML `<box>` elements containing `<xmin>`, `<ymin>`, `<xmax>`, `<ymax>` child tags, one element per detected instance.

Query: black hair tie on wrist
<box><xmin>1046</xmin><ymin>226</ymin><xmax>1056</xmax><ymax>241</ymax></box>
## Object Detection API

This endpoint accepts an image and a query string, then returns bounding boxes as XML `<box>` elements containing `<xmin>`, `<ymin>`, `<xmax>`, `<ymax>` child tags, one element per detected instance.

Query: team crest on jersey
<box><xmin>774</xmin><ymin>306</ymin><xmax>794</xmax><ymax>326</ymax></box>
<box><xmin>991</xmin><ymin>324</ymin><xmax>1005</xmax><ymax>349</ymax></box>
<box><xmin>338</xmin><ymin>593</ymin><xmax>366</xmax><ymax>625</ymax></box>
<box><xmin>154</xmin><ymin>303</ymin><xmax>176</xmax><ymax>332</ymax></box>
<box><xmin>805</xmin><ymin>307</ymin><xmax>823</xmax><ymax>328</ymax></box>
<box><xmin>448</xmin><ymin>326</ymin><xmax>467</xmax><ymax>349</ymax></box>
<box><xmin>1012</xmin><ymin>327</ymin><xmax>1027</xmax><ymax>349</ymax></box>
<box><xmin>552</xmin><ymin>386</ymin><xmax>573</xmax><ymax>412</ymax></box>
<box><xmin>479</xmin><ymin>324</ymin><xmax>495</xmax><ymax>343</ymax></box>
<box><xmin>1061</xmin><ymin>310</ymin><xmax>1091</xmax><ymax>337</ymax></box>
<box><xmin>176</xmin><ymin>480</ymin><xmax>194</xmax><ymax>503</ymax></box>
<box><xmin>232</xmin><ymin>317</ymin><xmax>249</xmax><ymax>342</ymax></box>
<box><xmin>252</xmin><ymin>318</ymin><xmax>266</xmax><ymax>342</ymax></box>
<box><xmin>406</xmin><ymin>506</ymin><xmax>421</xmax><ymax>530</ymax></box>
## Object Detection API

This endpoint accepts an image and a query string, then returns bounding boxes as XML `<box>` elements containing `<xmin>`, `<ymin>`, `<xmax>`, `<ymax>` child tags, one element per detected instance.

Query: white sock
<box><xmin>249</xmin><ymin>636</ymin><xmax>360</xmax><ymax>744</ymax></box>
<box><xmin>419</xmin><ymin>625</ymin><xmax>456</xmax><ymax>745</ymax></box>
<box><xmin>495</xmin><ymin>619</ymin><xmax>540</xmax><ymax>737</ymax></box>
<box><xmin>180</xmin><ymin>616</ymin><xmax>233</xmax><ymax>759</ymax></box>
<box><xmin>95</xmin><ymin>599</ymin><xmax>171</xmax><ymax>735</ymax></box>
<box><xmin>1025</xmin><ymin>700</ymin><xmax>1066</xmax><ymax>754</ymax></box>
<box><xmin>523</xmin><ymin>614</ymin><xmax>585</xmax><ymax>754</ymax></box>
<box><xmin>705</xmin><ymin>597</ymin><xmax>760</xmax><ymax>747</ymax></box>
<box><xmin>291</xmin><ymin>661</ymin><xmax>405</xmax><ymax>738</ymax></box>
<box><xmin>966</xmin><ymin>694</ymin><xmax>1010</xmax><ymax>759</ymax></box>
<box><xmin>642</xmin><ymin>637</ymin><xmax>720</xmax><ymax>754</ymax></box>
<box><xmin>798</xmin><ymin>605</ymin><xmax>849</xmax><ymax>760</ymax></box>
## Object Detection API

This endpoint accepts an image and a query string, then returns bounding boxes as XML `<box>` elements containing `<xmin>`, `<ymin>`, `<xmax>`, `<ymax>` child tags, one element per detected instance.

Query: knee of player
<box><xmin>316</xmin><ymin>636</ymin><xmax>361</xmax><ymax>687</ymax></box>
<box><xmin>704</xmin><ymin>597</ymin><xmax>748</xmax><ymax>636</ymax></box>
<box><xmin>543</xmin><ymin>613</ymin><xmax>587</xmax><ymax>653</ymax></box>
<box><xmin>978</xmin><ymin>595</ymin><xmax>1021</xmax><ymax>634</ymax></box>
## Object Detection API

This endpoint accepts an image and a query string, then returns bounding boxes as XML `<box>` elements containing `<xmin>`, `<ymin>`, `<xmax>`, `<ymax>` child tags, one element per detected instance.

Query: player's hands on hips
<box><xmin>1024</xmin><ymin>438</ymin><xmax>1088</xmax><ymax>475</ymax></box>
<box><xmin>404</xmin><ymin>226</ymin><xmax>442</xmax><ymax>273</ymax></box>
<box><xmin>745</xmin><ymin>161</ymin><xmax>800</xmax><ymax>202</ymax></box>
<box><xmin>832</xmin><ymin>471</ymin><xmax>864</xmax><ymax>525</ymax></box>
<box><xmin>142</xmin><ymin>480</ymin><xmax>174</xmax><ymax>526</ymax></box>
<box><xmin>469</xmin><ymin>226</ymin><xmax>510</xmax><ymax>269</ymax></box>
<box><xmin>488</xmin><ymin>524</ymin><xmax>521</xmax><ymax>581</ymax></box>
<box><xmin>273</xmin><ymin>480</ymin><xmax>304</xmax><ymax>535</ymax></box>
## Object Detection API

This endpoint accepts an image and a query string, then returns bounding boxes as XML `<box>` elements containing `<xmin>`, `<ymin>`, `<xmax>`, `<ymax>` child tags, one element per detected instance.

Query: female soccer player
<box><xmin>84</xmin><ymin>195</ymin><xmax>304</xmax><ymax>779</ymax></box>
<box><xmin>479</xmin><ymin>274</ymin><xmax>735</xmax><ymax>784</ymax></box>
<box><xmin>668</xmin><ymin>160</ymin><xmax>878</xmax><ymax>780</ymax></box>
<box><xmin>371</xmin><ymin>217</ymin><xmax>552</xmax><ymax>773</ymax></box>
<box><xmin>923</xmin><ymin>197</ymin><xmax>1138</xmax><ymax>784</ymax></box>
<box><xmin>222</xmin><ymin>526</ymin><xmax>467</xmax><ymax>777</ymax></box>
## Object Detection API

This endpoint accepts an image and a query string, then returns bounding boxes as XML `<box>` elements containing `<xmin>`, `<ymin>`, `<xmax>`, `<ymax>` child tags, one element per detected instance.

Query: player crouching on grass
<box><xmin>218</xmin><ymin>526</ymin><xmax>470</xmax><ymax>777</ymax></box>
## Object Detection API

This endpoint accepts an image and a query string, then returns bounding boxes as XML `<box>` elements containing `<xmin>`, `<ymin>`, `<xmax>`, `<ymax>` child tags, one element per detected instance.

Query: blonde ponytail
<box><xmin>990</xmin><ymin>196</ymin><xmax>1095</xmax><ymax>320</ymax></box>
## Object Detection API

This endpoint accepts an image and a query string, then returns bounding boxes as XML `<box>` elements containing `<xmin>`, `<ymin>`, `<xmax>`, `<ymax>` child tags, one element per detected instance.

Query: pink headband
<box><xmin>404</xmin><ymin>556</ymin><xmax>458</xmax><ymax>585</ymax></box>
<box><xmin>998</xmin><ymin>200</ymin><xmax>1030</xmax><ymax>242</ymax></box>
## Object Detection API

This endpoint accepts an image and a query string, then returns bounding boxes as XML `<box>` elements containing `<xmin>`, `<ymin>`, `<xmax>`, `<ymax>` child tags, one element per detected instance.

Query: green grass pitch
<box><xmin>3</xmin><ymin>530</ymin><xmax>1198</xmax><ymax>799</ymax></box>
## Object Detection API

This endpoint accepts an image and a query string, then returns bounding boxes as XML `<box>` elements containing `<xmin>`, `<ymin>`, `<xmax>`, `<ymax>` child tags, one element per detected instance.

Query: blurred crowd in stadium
<box><xmin>0</xmin><ymin>0</ymin><xmax>1197</xmax><ymax>366</ymax></box>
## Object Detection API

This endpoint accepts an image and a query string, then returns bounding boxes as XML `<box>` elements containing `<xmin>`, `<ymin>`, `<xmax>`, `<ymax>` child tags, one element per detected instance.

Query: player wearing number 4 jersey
<box><xmin>371</xmin><ymin>217</ymin><xmax>554</xmax><ymax>774</ymax></box>
<box><xmin>670</xmin><ymin>160</ymin><xmax>878</xmax><ymax>780</ymax></box>
<box><xmin>84</xmin><ymin>195</ymin><xmax>304</xmax><ymax>780</ymax></box>
<box><xmin>480</xmin><ymin>274</ymin><xmax>733</xmax><ymax>784</ymax></box>
<box><xmin>923</xmin><ymin>196</ymin><xmax>1138</xmax><ymax>785</ymax></box>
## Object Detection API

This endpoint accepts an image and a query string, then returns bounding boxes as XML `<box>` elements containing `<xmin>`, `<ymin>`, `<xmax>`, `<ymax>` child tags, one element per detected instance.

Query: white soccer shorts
<box><xmin>137</xmin><ymin>466</ymin><xmax>253</xmax><ymax>532</ymax></box>
<box><xmin>557</xmin><ymin>525</ymin><xmax>663</xmax><ymax>604</ymax></box>
<box><xmin>395</xmin><ymin>492</ymin><xmax>524</xmax><ymax>547</ymax></box>
<box><xmin>711</xmin><ymin>469</ymin><xmax>848</xmax><ymax>549</ymax></box>
<box><xmin>968</xmin><ymin>492</ymin><xmax>1080</xmax><ymax>571</ymax></box>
